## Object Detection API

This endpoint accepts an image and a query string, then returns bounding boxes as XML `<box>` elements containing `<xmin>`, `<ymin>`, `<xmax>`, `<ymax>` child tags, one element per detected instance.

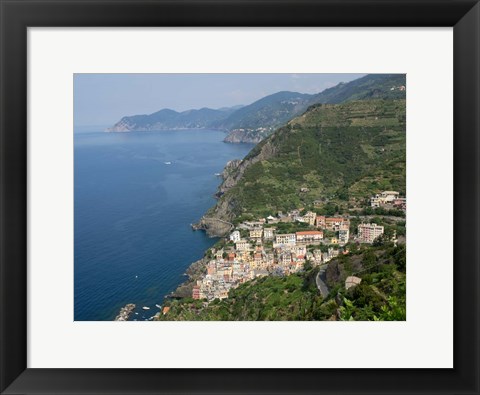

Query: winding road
<box><xmin>315</xmin><ymin>264</ymin><xmax>329</xmax><ymax>298</ymax></box>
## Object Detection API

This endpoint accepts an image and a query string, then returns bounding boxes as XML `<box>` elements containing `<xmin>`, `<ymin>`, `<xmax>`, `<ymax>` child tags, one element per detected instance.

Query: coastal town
<box><xmin>114</xmin><ymin>189</ymin><xmax>406</xmax><ymax>320</ymax></box>
<box><xmin>190</xmin><ymin>190</ymin><xmax>405</xmax><ymax>302</ymax></box>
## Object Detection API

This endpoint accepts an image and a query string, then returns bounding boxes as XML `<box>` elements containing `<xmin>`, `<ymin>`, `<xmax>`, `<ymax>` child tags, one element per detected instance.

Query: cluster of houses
<box><xmin>192</xmin><ymin>236</ymin><xmax>342</xmax><ymax>301</ymax></box>
<box><xmin>192</xmin><ymin>199</ymin><xmax>396</xmax><ymax>301</ymax></box>
<box><xmin>370</xmin><ymin>190</ymin><xmax>406</xmax><ymax>211</ymax></box>
<box><xmin>192</xmin><ymin>212</ymin><xmax>354</xmax><ymax>302</ymax></box>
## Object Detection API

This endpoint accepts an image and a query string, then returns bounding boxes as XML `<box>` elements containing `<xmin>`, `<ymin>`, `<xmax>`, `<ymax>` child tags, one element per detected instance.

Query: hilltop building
<box><xmin>371</xmin><ymin>191</ymin><xmax>400</xmax><ymax>207</ymax></box>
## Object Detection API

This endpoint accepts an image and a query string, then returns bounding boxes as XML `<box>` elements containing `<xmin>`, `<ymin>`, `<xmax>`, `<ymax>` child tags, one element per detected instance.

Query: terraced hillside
<box><xmin>157</xmin><ymin>243</ymin><xmax>406</xmax><ymax>321</ymax></box>
<box><xmin>198</xmin><ymin>99</ymin><xmax>405</xmax><ymax>234</ymax></box>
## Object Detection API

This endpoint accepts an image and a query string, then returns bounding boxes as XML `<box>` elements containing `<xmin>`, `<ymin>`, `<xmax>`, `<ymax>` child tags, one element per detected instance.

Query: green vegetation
<box><xmin>212</xmin><ymin>99</ymin><xmax>406</xmax><ymax>219</ymax></box>
<box><xmin>312</xmin><ymin>73</ymin><xmax>406</xmax><ymax>104</ymax></box>
<box><xmin>222</xmin><ymin>74</ymin><xmax>406</xmax><ymax>142</ymax></box>
<box><xmin>175</xmin><ymin>75</ymin><xmax>407</xmax><ymax>322</ymax></box>
<box><xmin>220</xmin><ymin>91</ymin><xmax>313</xmax><ymax>132</ymax></box>
<box><xmin>158</xmin><ymin>244</ymin><xmax>406</xmax><ymax>321</ymax></box>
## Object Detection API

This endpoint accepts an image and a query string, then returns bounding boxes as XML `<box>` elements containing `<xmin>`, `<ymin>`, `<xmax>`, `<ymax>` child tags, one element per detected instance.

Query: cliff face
<box><xmin>170</xmin><ymin>257</ymin><xmax>209</xmax><ymax>298</ymax></box>
<box><xmin>197</xmin><ymin>98</ymin><xmax>406</xmax><ymax>236</ymax></box>
<box><xmin>108</xmin><ymin>118</ymin><xmax>135</xmax><ymax>132</ymax></box>
<box><xmin>218</xmin><ymin>140</ymin><xmax>276</xmax><ymax>194</ymax></box>
<box><xmin>195</xmin><ymin>138</ymin><xmax>277</xmax><ymax>237</ymax></box>
<box><xmin>223</xmin><ymin>129</ymin><xmax>267</xmax><ymax>144</ymax></box>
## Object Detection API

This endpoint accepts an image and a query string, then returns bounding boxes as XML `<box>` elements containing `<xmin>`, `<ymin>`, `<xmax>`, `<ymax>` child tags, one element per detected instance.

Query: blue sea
<box><xmin>74</xmin><ymin>129</ymin><xmax>254</xmax><ymax>321</ymax></box>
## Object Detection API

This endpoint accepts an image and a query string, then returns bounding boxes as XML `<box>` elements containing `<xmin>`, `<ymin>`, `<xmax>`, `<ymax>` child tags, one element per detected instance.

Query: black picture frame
<box><xmin>1</xmin><ymin>1</ymin><xmax>479</xmax><ymax>394</ymax></box>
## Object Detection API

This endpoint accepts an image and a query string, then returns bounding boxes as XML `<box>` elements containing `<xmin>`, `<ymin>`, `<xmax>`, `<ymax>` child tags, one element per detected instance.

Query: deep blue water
<box><xmin>74</xmin><ymin>130</ymin><xmax>254</xmax><ymax>321</ymax></box>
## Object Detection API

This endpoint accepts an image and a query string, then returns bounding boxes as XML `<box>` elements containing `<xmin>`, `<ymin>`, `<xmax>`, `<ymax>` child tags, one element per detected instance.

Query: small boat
<box><xmin>134</xmin><ymin>312</ymin><xmax>139</xmax><ymax>315</ymax></box>
<box><xmin>142</xmin><ymin>306</ymin><xmax>150</xmax><ymax>310</ymax></box>
<box><xmin>164</xmin><ymin>161</ymin><xmax>171</xmax><ymax>165</ymax></box>
<box><xmin>155</xmin><ymin>304</ymin><xmax>162</xmax><ymax>309</ymax></box>
<box><xmin>214</xmin><ymin>173</ymin><xmax>222</xmax><ymax>176</ymax></box>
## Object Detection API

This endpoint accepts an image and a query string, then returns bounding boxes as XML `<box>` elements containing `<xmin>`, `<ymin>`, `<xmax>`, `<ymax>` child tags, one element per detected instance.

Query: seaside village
<box><xmin>191</xmin><ymin>190</ymin><xmax>405</xmax><ymax>302</ymax></box>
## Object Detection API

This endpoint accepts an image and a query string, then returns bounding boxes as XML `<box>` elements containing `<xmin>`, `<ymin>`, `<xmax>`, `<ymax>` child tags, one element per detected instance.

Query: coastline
<box><xmin>168</xmin><ymin>256</ymin><xmax>210</xmax><ymax>299</ymax></box>
<box><xmin>168</xmin><ymin>160</ymin><xmax>234</xmax><ymax>299</ymax></box>
<box><xmin>169</xmin><ymin>156</ymin><xmax>247</xmax><ymax>300</ymax></box>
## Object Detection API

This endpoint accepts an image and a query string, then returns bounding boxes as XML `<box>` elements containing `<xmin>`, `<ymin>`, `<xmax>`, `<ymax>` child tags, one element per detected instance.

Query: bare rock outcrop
<box><xmin>115</xmin><ymin>303</ymin><xmax>136</xmax><ymax>321</ymax></box>
<box><xmin>194</xmin><ymin>132</ymin><xmax>278</xmax><ymax>237</ymax></box>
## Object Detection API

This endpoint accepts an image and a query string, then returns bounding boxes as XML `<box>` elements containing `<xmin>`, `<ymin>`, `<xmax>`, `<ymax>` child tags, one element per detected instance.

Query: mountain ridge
<box><xmin>196</xmin><ymin>97</ymin><xmax>406</xmax><ymax>236</ymax></box>
<box><xmin>107</xmin><ymin>106</ymin><xmax>240</xmax><ymax>132</ymax></box>
<box><xmin>107</xmin><ymin>74</ymin><xmax>405</xmax><ymax>139</ymax></box>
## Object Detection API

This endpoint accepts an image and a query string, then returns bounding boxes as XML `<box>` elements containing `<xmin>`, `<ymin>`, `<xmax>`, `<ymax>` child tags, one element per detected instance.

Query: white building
<box><xmin>380</xmin><ymin>191</ymin><xmax>400</xmax><ymax>202</ymax></box>
<box><xmin>274</xmin><ymin>233</ymin><xmax>296</xmax><ymax>246</ymax></box>
<box><xmin>371</xmin><ymin>191</ymin><xmax>400</xmax><ymax>207</ymax></box>
<box><xmin>235</xmin><ymin>239</ymin><xmax>252</xmax><ymax>251</ymax></box>
<box><xmin>302</xmin><ymin>211</ymin><xmax>317</xmax><ymax>226</ymax></box>
<box><xmin>339</xmin><ymin>229</ymin><xmax>350</xmax><ymax>245</ymax></box>
<box><xmin>263</xmin><ymin>227</ymin><xmax>276</xmax><ymax>240</ymax></box>
<box><xmin>229</xmin><ymin>230</ymin><xmax>241</xmax><ymax>243</ymax></box>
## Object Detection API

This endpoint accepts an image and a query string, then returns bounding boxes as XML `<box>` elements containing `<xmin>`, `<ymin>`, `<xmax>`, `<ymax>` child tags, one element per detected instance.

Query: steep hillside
<box><xmin>107</xmin><ymin>106</ymin><xmax>238</xmax><ymax>132</ymax></box>
<box><xmin>196</xmin><ymin>99</ymin><xmax>406</xmax><ymax>236</ymax></box>
<box><xmin>107</xmin><ymin>74</ymin><xmax>405</xmax><ymax>138</ymax></box>
<box><xmin>312</xmin><ymin>73</ymin><xmax>406</xmax><ymax>104</ymax></box>
<box><xmin>220</xmin><ymin>91</ymin><xmax>314</xmax><ymax>142</ymax></box>
<box><xmin>223</xmin><ymin>74</ymin><xmax>406</xmax><ymax>143</ymax></box>
<box><xmin>157</xmin><ymin>244</ymin><xmax>406</xmax><ymax>321</ymax></box>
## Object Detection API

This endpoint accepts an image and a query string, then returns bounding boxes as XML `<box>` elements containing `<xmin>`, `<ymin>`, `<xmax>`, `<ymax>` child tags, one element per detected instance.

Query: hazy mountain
<box><xmin>108</xmin><ymin>74</ymin><xmax>406</xmax><ymax>144</ymax></box>
<box><xmin>107</xmin><ymin>106</ymin><xmax>239</xmax><ymax>132</ymax></box>
<box><xmin>222</xmin><ymin>74</ymin><xmax>406</xmax><ymax>143</ymax></box>
<box><xmin>311</xmin><ymin>74</ymin><xmax>406</xmax><ymax>104</ymax></box>
<box><xmin>218</xmin><ymin>91</ymin><xmax>314</xmax><ymax>142</ymax></box>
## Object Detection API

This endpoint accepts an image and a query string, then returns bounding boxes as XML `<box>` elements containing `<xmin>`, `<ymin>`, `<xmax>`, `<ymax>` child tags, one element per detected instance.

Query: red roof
<box><xmin>296</xmin><ymin>231</ymin><xmax>323</xmax><ymax>235</ymax></box>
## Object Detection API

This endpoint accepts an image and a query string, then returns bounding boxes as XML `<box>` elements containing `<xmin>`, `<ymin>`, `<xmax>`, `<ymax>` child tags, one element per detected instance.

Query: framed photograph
<box><xmin>1</xmin><ymin>0</ymin><xmax>479</xmax><ymax>394</ymax></box>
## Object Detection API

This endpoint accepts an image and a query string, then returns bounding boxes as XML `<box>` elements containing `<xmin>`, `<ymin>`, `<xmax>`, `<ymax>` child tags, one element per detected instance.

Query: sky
<box><xmin>74</xmin><ymin>73</ymin><xmax>366</xmax><ymax>128</ymax></box>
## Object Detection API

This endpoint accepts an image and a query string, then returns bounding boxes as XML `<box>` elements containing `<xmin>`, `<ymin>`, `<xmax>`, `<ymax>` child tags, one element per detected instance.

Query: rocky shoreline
<box><xmin>192</xmin><ymin>137</ymin><xmax>277</xmax><ymax>238</ymax></box>
<box><xmin>115</xmin><ymin>303</ymin><xmax>136</xmax><ymax>321</ymax></box>
<box><xmin>168</xmin><ymin>257</ymin><xmax>210</xmax><ymax>299</ymax></box>
<box><xmin>114</xmin><ymin>155</ymin><xmax>253</xmax><ymax>319</ymax></box>
<box><xmin>168</xmin><ymin>158</ymin><xmax>247</xmax><ymax>299</ymax></box>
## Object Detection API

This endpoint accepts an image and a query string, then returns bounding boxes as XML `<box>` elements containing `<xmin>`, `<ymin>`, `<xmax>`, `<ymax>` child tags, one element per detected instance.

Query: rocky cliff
<box><xmin>196</xmin><ymin>98</ymin><xmax>406</xmax><ymax>236</ymax></box>
<box><xmin>169</xmin><ymin>257</ymin><xmax>209</xmax><ymax>298</ymax></box>
<box><xmin>223</xmin><ymin>129</ymin><xmax>270</xmax><ymax>144</ymax></box>
<box><xmin>194</xmin><ymin>138</ymin><xmax>278</xmax><ymax>237</ymax></box>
